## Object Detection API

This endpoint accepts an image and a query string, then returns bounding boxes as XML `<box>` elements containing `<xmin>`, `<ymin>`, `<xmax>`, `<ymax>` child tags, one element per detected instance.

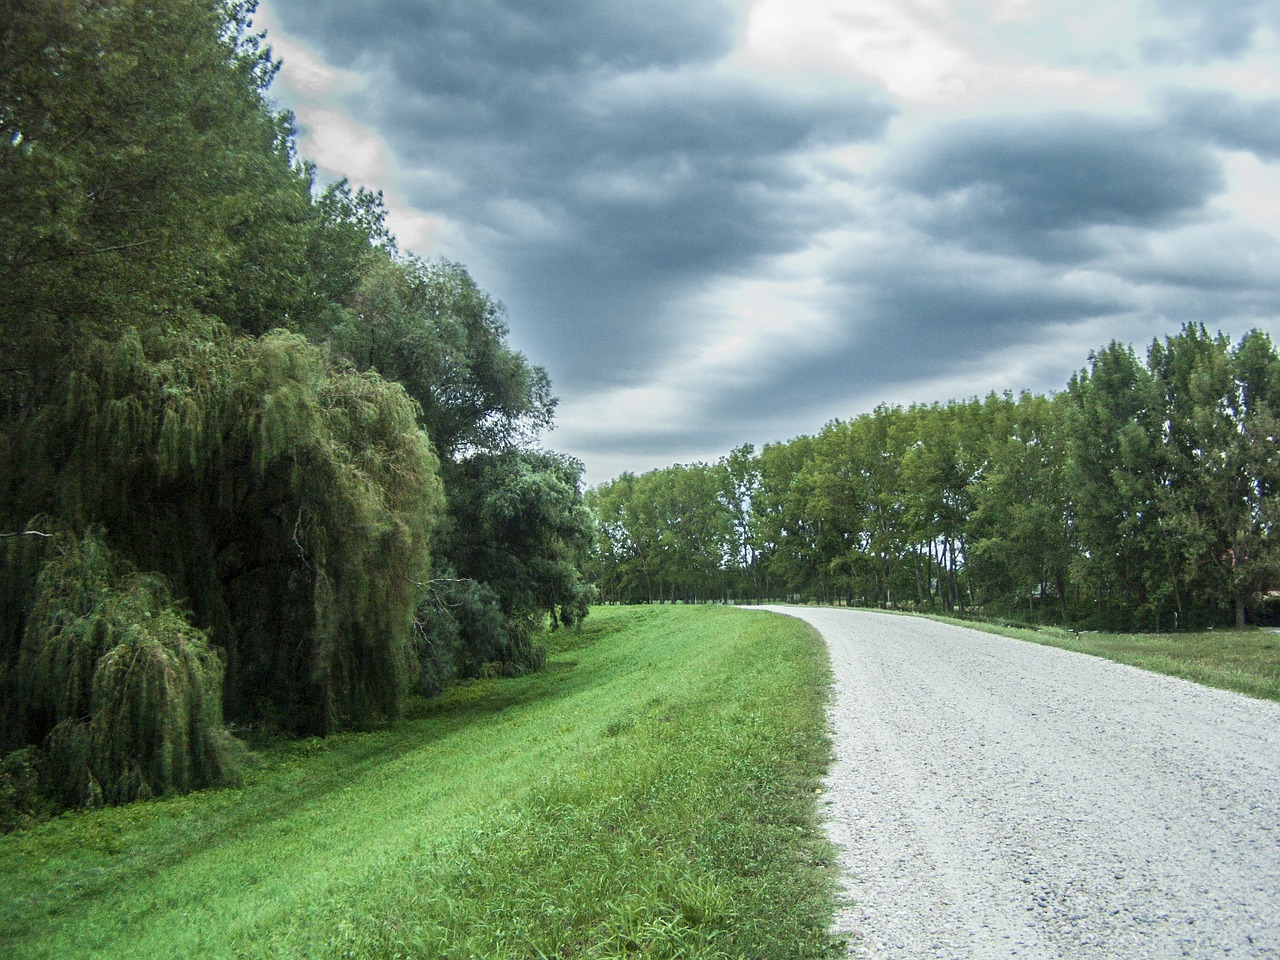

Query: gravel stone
<box><xmin>754</xmin><ymin>606</ymin><xmax>1280</xmax><ymax>959</ymax></box>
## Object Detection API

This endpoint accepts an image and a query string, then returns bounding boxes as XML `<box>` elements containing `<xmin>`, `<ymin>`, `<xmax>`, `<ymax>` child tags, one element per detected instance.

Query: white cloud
<box><xmin>1218</xmin><ymin>153</ymin><xmax>1280</xmax><ymax>231</ymax></box>
<box><xmin>292</xmin><ymin>106</ymin><xmax>388</xmax><ymax>184</ymax></box>
<box><xmin>744</xmin><ymin>0</ymin><xmax>973</xmax><ymax>102</ymax></box>
<box><xmin>383</xmin><ymin>206</ymin><xmax>452</xmax><ymax>258</ymax></box>
<box><xmin>262</xmin><ymin>24</ymin><xmax>364</xmax><ymax>99</ymax></box>
<box><xmin>743</xmin><ymin>0</ymin><xmax>1143</xmax><ymax>111</ymax></box>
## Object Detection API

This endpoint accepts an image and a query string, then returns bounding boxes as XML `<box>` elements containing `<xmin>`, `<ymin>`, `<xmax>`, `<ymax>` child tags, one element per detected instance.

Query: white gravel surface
<box><xmin>753</xmin><ymin>606</ymin><xmax>1280</xmax><ymax>959</ymax></box>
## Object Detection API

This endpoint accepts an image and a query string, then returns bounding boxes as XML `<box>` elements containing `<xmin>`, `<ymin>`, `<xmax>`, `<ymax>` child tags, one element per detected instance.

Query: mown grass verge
<box><xmin>931</xmin><ymin>616</ymin><xmax>1280</xmax><ymax>702</ymax></box>
<box><xmin>0</xmin><ymin>605</ymin><xmax>841</xmax><ymax>959</ymax></box>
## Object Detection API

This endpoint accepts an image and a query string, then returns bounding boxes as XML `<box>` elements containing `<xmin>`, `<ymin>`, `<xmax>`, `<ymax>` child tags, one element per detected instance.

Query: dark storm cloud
<box><xmin>460</xmin><ymin>74</ymin><xmax>890</xmax><ymax>388</ymax></box>
<box><xmin>258</xmin><ymin>2</ymin><xmax>1280</xmax><ymax>483</ymax></box>
<box><xmin>265</xmin><ymin>0</ymin><xmax>894</xmax><ymax>389</ymax></box>
<box><xmin>709</xmin><ymin>249</ymin><xmax>1133</xmax><ymax>422</ymax></box>
<box><xmin>889</xmin><ymin>113</ymin><xmax>1223</xmax><ymax>260</ymax></box>
<box><xmin>1143</xmin><ymin>0</ymin><xmax>1278</xmax><ymax>63</ymax></box>
<box><xmin>271</xmin><ymin>0</ymin><xmax>738</xmax><ymax>78</ymax></box>
<box><xmin>1161</xmin><ymin>89</ymin><xmax>1280</xmax><ymax>161</ymax></box>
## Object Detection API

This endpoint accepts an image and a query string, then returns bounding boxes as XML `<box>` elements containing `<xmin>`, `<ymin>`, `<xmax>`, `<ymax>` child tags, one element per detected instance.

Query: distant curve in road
<box><xmin>754</xmin><ymin>606</ymin><xmax>1280</xmax><ymax>960</ymax></box>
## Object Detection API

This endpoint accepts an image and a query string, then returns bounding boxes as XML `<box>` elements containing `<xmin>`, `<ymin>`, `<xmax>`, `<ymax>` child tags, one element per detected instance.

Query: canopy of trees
<box><xmin>589</xmin><ymin>325</ymin><xmax>1280</xmax><ymax>633</ymax></box>
<box><xmin>1</xmin><ymin>0</ymin><xmax>591</xmax><ymax>818</ymax></box>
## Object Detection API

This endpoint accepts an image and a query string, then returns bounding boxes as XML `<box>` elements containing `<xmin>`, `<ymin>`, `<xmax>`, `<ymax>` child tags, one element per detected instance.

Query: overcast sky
<box><xmin>256</xmin><ymin>0</ymin><xmax>1280</xmax><ymax>484</ymax></box>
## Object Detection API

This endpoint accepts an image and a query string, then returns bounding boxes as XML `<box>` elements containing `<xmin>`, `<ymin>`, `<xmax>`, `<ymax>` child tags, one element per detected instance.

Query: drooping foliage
<box><xmin>6</xmin><ymin>529</ymin><xmax>239</xmax><ymax>807</ymax></box>
<box><xmin>2</xmin><ymin>0</ymin><xmax>590</xmax><ymax>820</ymax></box>
<box><xmin>3</xmin><ymin>324</ymin><xmax>442</xmax><ymax>737</ymax></box>
<box><xmin>314</xmin><ymin>253</ymin><xmax>594</xmax><ymax>680</ymax></box>
<box><xmin>411</xmin><ymin>576</ymin><xmax>508</xmax><ymax>697</ymax></box>
<box><xmin>590</xmin><ymin>325</ymin><xmax>1280</xmax><ymax>630</ymax></box>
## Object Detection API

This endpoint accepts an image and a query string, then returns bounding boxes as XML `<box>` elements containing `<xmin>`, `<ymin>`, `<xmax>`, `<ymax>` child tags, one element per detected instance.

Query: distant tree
<box><xmin>719</xmin><ymin>445</ymin><xmax>761</xmax><ymax>599</ymax></box>
<box><xmin>587</xmin><ymin>472</ymin><xmax>664</xmax><ymax>604</ymax></box>
<box><xmin>587</xmin><ymin>462</ymin><xmax>738</xmax><ymax>605</ymax></box>
<box><xmin>1062</xmin><ymin>342</ymin><xmax>1165</xmax><ymax>629</ymax></box>
<box><xmin>898</xmin><ymin>400</ymin><xmax>989</xmax><ymax>613</ymax></box>
<box><xmin>1148</xmin><ymin>325</ymin><xmax>1280</xmax><ymax>627</ymax></box>
<box><xmin>969</xmin><ymin>392</ymin><xmax>1075</xmax><ymax>620</ymax></box>
<box><xmin>751</xmin><ymin>437</ymin><xmax>826</xmax><ymax>601</ymax></box>
<box><xmin>585</xmin><ymin>327</ymin><xmax>1280</xmax><ymax>633</ymax></box>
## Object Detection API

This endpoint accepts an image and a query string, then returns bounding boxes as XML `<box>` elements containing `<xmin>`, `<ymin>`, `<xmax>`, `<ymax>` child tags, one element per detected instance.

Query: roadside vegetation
<box><xmin>932</xmin><ymin>616</ymin><xmax>1280</xmax><ymax>702</ymax></box>
<box><xmin>589</xmin><ymin>327</ymin><xmax>1280</xmax><ymax>635</ymax></box>
<box><xmin>0</xmin><ymin>606</ymin><xmax>842</xmax><ymax>959</ymax></box>
<box><xmin>2</xmin><ymin>0</ymin><xmax>592</xmax><ymax>817</ymax></box>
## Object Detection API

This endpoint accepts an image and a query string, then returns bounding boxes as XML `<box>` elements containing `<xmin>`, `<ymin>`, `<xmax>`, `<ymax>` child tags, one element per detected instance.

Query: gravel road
<box><xmin>754</xmin><ymin>606</ymin><xmax>1280</xmax><ymax>959</ymax></box>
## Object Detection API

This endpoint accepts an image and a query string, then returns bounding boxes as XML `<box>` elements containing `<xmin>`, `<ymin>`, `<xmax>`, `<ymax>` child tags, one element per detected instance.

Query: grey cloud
<box><xmin>270</xmin><ymin>0</ymin><xmax>738</xmax><ymax>79</ymax></box>
<box><xmin>690</xmin><ymin>247</ymin><xmax>1135</xmax><ymax>431</ymax></box>
<box><xmin>889</xmin><ymin>114</ymin><xmax>1223</xmax><ymax>260</ymax></box>
<box><xmin>258</xmin><ymin>1</ymin><xmax>1280</xmax><ymax>483</ymax></box>
<box><xmin>1161</xmin><ymin>89</ymin><xmax>1280</xmax><ymax>161</ymax></box>
<box><xmin>1143</xmin><ymin>0</ymin><xmax>1277</xmax><ymax>64</ymax></box>
<box><xmin>264</xmin><ymin>0</ymin><xmax>893</xmax><ymax>391</ymax></box>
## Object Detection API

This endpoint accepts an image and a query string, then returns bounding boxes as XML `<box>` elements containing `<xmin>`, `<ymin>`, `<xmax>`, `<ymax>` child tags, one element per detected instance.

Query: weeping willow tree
<box><xmin>10</xmin><ymin>529</ymin><xmax>240</xmax><ymax>807</ymax></box>
<box><xmin>2</xmin><ymin>324</ymin><xmax>443</xmax><ymax>737</ymax></box>
<box><xmin>1</xmin><ymin>0</ymin><xmax>585</xmax><ymax>819</ymax></box>
<box><xmin>316</xmin><ymin>255</ymin><xmax>595</xmax><ymax>684</ymax></box>
<box><xmin>1</xmin><ymin>326</ymin><xmax>442</xmax><ymax>815</ymax></box>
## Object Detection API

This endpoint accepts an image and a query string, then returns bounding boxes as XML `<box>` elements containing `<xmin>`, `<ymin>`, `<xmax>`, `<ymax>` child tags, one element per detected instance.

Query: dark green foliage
<box><xmin>0</xmin><ymin>526</ymin><xmax>56</xmax><ymax>751</ymax></box>
<box><xmin>20</xmin><ymin>530</ymin><xmax>127</xmax><ymax>728</ymax></box>
<box><xmin>486</xmin><ymin>615</ymin><xmax>548</xmax><ymax>677</ymax></box>
<box><xmin>442</xmin><ymin>450</ymin><xmax>596</xmax><ymax>633</ymax></box>
<box><xmin>316</xmin><ymin>254</ymin><xmax>591</xmax><ymax>677</ymax></box>
<box><xmin>411</xmin><ymin>574</ymin><xmax>560</xmax><ymax>691</ymax></box>
<box><xmin>318</xmin><ymin>256</ymin><xmax>556</xmax><ymax>461</ymax></box>
<box><xmin>8</xmin><ymin>327</ymin><xmax>444</xmax><ymax>734</ymax></box>
<box><xmin>12</xmin><ymin>530</ymin><xmax>240</xmax><ymax>809</ymax></box>
<box><xmin>0</xmin><ymin>747</ymin><xmax>52</xmax><ymax>832</ymax></box>
<box><xmin>968</xmin><ymin>394</ymin><xmax>1074</xmax><ymax>620</ymax></box>
<box><xmin>0</xmin><ymin>332</ymin><xmax>441</xmax><ymax>797</ymax></box>
<box><xmin>1061</xmin><ymin>342</ymin><xmax>1162</xmax><ymax>628</ymax></box>
<box><xmin>590</xmin><ymin>325</ymin><xmax>1280</xmax><ymax>630</ymax></box>
<box><xmin>0</xmin><ymin>0</ymin><xmax>318</xmax><ymax>354</ymax></box>
<box><xmin>412</xmin><ymin>576</ymin><xmax>506</xmax><ymax>695</ymax></box>
<box><xmin>0</xmin><ymin>0</ymin><xmax>588</xmax><ymax>819</ymax></box>
<box><xmin>588</xmin><ymin>462</ymin><xmax>738</xmax><ymax>604</ymax></box>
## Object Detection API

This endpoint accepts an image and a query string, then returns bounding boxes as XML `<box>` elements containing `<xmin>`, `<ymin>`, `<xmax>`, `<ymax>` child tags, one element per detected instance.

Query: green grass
<box><xmin>0</xmin><ymin>605</ymin><xmax>841</xmax><ymax>959</ymax></box>
<box><xmin>932</xmin><ymin>616</ymin><xmax>1280</xmax><ymax>702</ymax></box>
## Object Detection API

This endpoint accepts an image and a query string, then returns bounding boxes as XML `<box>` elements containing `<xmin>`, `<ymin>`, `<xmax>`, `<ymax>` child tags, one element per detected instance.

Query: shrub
<box><xmin>0</xmin><ymin>747</ymin><xmax>52</xmax><ymax>832</ymax></box>
<box><xmin>13</xmin><ymin>531</ymin><xmax>241</xmax><ymax>808</ymax></box>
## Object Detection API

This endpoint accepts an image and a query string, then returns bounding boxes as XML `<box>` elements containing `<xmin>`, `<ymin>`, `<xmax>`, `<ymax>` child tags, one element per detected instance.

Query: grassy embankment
<box><xmin>0</xmin><ymin>605</ymin><xmax>841</xmax><ymax>960</ymax></box>
<box><xmin>934</xmin><ymin>616</ymin><xmax>1280</xmax><ymax>701</ymax></box>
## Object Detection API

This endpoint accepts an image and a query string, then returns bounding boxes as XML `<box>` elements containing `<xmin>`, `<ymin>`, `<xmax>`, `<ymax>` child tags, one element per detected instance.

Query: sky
<box><xmin>255</xmin><ymin>0</ymin><xmax>1280</xmax><ymax>485</ymax></box>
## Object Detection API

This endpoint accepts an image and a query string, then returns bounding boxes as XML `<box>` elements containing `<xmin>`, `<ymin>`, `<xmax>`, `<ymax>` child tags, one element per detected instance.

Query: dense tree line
<box><xmin>589</xmin><ymin>326</ymin><xmax>1280</xmax><ymax>633</ymax></box>
<box><xmin>1</xmin><ymin>0</ymin><xmax>591</xmax><ymax>819</ymax></box>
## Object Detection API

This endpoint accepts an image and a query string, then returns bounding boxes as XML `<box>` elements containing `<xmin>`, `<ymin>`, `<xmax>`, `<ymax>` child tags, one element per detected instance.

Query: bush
<box><xmin>0</xmin><ymin>747</ymin><xmax>52</xmax><ymax>833</ymax></box>
<box><xmin>13</xmin><ymin>531</ymin><xmax>241</xmax><ymax>809</ymax></box>
<box><xmin>413</xmin><ymin>577</ymin><xmax>507</xmax><ymax>696</ymax></box>
<box><xmin>413</xmin><ymin>578</ymin><xmax>550</xmax><ymax>695</ymax></box>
